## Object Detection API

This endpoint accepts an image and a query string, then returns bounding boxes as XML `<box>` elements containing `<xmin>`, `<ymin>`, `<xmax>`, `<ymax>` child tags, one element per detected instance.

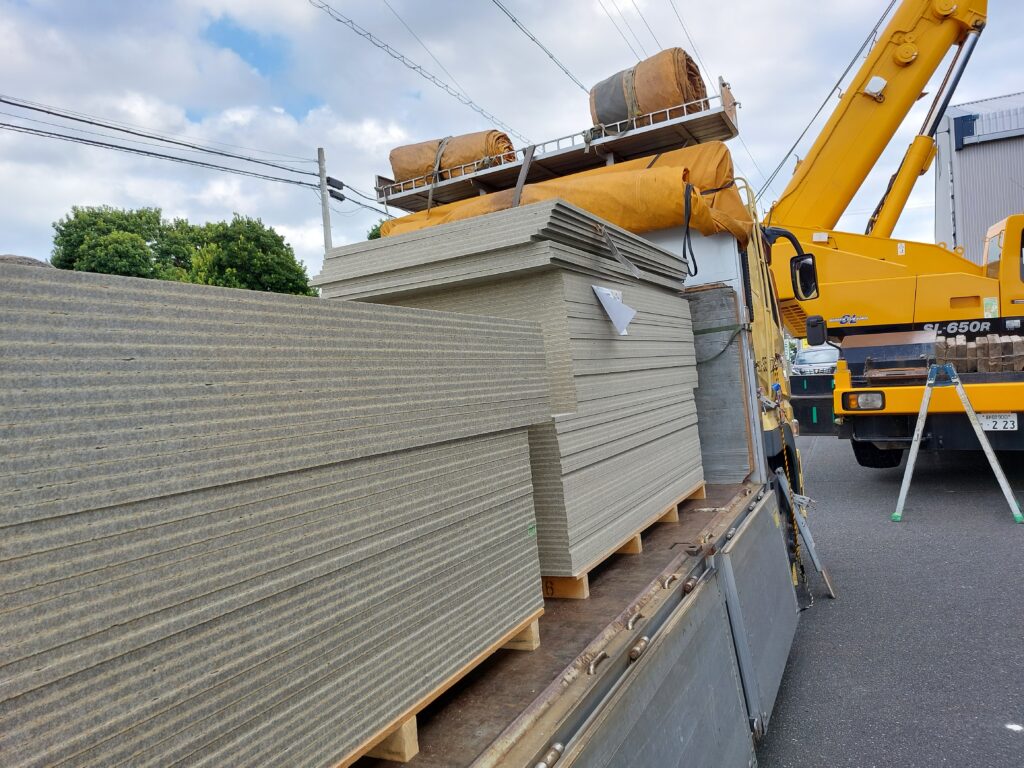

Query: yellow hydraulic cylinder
<box><xmin>868</xmin><ymin>134</ymin><xmax>938</xmax><ymax>237</ymax></box>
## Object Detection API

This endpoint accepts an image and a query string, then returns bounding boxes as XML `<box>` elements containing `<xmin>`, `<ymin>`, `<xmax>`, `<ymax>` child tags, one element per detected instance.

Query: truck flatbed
<box><xmin>358</xmin><ymin>480</ymin><xmax>789</xmax><ymax>767</ymax></box>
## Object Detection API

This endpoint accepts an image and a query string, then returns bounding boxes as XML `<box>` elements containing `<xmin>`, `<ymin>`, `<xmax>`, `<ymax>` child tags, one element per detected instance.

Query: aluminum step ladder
<box><xmin>892</xmin><ymin>363</ymin><xmax>1024</xmax><ymax>523</ymax></box>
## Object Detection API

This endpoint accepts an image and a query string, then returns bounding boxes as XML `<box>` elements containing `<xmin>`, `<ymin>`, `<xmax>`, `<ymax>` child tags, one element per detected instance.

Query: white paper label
<box><xmin>592</xmin><ymin>286</ymin><xmax>637</xmax><ymax>336</ymax></box>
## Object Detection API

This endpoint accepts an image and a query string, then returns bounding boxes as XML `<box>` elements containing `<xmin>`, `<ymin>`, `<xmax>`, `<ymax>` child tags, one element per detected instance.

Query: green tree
<box><xmin>189</xmin><ymin>215</ymin><xmax>314</xmax><ymax>295</ymax></box>
<box><xmin>73</xmin><ymin>231</ymin><xmax>154</xmax><ymax>278</ymax></box>
<box><xmin>366</xmin><ymin>219</ymin><xmax>384</xmax><ymax>240</ymax></box>
<box><xmin>50</xmin><ymin>205</ymin><xmax>314</xmax><ymax>295</ymax></box>
<box><xmin>154</xmin><ymin>217</ymin><xmax>204</xmax><ymax>278</ymax></box>
<box><xmin>52</xmin><ymin>206</ymin><xmax>162</xmax><ymax>270</ymax></box>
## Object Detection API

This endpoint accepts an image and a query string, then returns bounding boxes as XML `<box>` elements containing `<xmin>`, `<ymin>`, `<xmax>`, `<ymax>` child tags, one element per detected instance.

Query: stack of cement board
<box><xmin>314</xmin><ymin>200</ymin><xmax>689</xmax><ymax>302</ymax></box>
<box><xmin>313</xmin><ymin>201</ymin><xmax>705</xmax><ymax>579</ymax></box>
<box><xmin>0</xmin><ymin>263</ymin><xmax>548</xmax><ymax>767</ymax></box>
<box><xmin>686</xmin><ymin>285</ymin><xmax>755</xmax><ymax>483</ymax></box>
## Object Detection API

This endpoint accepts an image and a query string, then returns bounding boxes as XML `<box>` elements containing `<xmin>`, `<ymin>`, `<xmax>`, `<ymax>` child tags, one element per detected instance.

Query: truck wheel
<box><xmin>851</xmin><ymin>440</ymin><xmax>904</xmax><ymax>469</ymax></box>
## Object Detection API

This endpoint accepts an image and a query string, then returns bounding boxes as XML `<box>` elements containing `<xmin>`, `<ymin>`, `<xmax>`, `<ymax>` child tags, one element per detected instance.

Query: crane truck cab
<box><xmin>796</xmin><ymin>213</ymin><xmax>1024</xmax><ymax>468</ymax></box>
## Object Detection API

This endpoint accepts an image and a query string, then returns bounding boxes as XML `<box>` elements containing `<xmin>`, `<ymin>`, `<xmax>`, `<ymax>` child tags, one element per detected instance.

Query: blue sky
<box><xmin>0</xmin><ymin>0</ymin><xmax>1021</xmax><ymax>275</ymax></box>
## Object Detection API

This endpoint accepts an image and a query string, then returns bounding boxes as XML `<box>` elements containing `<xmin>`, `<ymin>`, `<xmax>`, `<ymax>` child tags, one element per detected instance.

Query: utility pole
<box><xmin>317</xmin><ymin>147</ymin><xmax>332</xmax><ymax>254</ymax></box>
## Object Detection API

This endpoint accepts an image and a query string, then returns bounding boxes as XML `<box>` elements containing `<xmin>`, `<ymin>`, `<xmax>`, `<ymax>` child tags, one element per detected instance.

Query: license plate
<box><xmin>979</xmin><ymin>413</ymin><xmax>1017</xmax><ymax>431</ymax></box>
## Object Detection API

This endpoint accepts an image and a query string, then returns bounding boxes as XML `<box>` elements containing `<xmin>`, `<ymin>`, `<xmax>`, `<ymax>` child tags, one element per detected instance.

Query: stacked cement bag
<box><xmin>590</xmin><ymin>47</ymin><xmax>708</xmax><ymax>126</ymax></box>
<box><xmin>313</xmin><ymin>200</ymin><xmax>705</xmax><ymax>578</ymax></box>
<box><xmin>0</xmin><ymin>264</ymin><xmax>548</xmax><ymax>767</ymax></box>
<box><xmin>390</xmin><ymin>129</ymin><xmax>516</xmax><ymax>185</ymax></box>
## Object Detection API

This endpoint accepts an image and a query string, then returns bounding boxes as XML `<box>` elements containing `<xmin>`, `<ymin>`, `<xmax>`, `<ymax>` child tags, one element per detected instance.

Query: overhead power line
<box><xmin>316</xmin><ymin>188</ymin><xmax>393</xmax><ymax>219</ymax></box>
<box><xmin>658</xmin><ymin>0</ymin><xmax>772</xmax><ymax>196</ymax></box>
<box><xmin>0</xmin><ymin>95</ymin><xmax>316</xmax><ymax>163</ymax></box>
<box><xmin>758</xmin><ymin>0</ymin><xmax>899</xmax><ymax>201</ymax></box>
<box><xmin>306</xmin><ymin>0</ymin><xmax>530</xmax><ymax>144</ymax></box>
<box><xmin>5</xmin><ymin>118</ymin><xmax>398</xmax><ymax>220</ymax></box>
<box><xmin>0</xmin><ymin>95</ymin><xmax>318</xmax><ymax>177</ymax></box>
<box><xmin>630</xmin><ymin>0</ymin><xmax>662</xmax><ymax>50</ymax></box>
<box><xmin>665</xmin><ymin>0</ymin><xmax>714</xmax><ymax>90</ymax></box>
<box><xmin>0</xmin><ymin>121</ymin><xmax>320</xmax><ymax>187</ymax></box>
<box><xmin>381</xmin><ymin>0</ymin><xmax>467</xmax><ymax>97</ymax></box>
<box><xmin>489</xmin><ymin>0</ymin><xmax>588</xmax><ymax>94</ymax></box>
<box><xmin>613</xmin><ymin>1</ymin><xmax>649</xmax><ymax>58</ymax></box>
<box><xmin>597</xmin><ymin>0</ymin><xmax>641</xmax><ymax>60</ymax></box>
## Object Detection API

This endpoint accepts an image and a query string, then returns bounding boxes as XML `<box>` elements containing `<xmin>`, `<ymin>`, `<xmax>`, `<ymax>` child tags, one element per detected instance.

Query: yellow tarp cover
<box><xmin>389</xmin><ymin>130</ymin><xmax>515</xmax><ymax>185</ymax></box>
<box><xmin>382</xmin><ymin>141</ymin><xmax>753</xmax><ymax>245</ymax></box>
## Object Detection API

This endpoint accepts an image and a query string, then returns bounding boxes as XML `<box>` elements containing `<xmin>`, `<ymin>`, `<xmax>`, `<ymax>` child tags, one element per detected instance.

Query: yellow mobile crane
<box><xmin>765</xmin><ymin>0</ymin><xmax>1024</xmax><ymax>467</ymax></box>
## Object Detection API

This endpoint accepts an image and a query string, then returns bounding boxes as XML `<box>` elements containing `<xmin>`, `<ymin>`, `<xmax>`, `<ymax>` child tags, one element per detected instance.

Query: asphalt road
<box><xmin>756</xmin><ymin>436</ymin><xmax>1024</xmax><ymax>768</ymax></box>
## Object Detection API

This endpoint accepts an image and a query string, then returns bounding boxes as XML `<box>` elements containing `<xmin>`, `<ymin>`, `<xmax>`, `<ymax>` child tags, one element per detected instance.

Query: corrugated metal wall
<box><xmin>955</xmin><ymin>138</ymin><xmax>1024</xmax><ymax>264</ymax></box>
<box><xmin>935</xmin><ymin>94</ymin><xmax>1024</xmax><ymax>264</ymax></box>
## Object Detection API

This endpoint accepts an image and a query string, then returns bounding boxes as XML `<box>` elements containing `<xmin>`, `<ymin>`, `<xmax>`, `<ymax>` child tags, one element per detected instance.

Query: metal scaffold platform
<box><xmin>376</xmin><ymin>79</ymin><xmax>739</xmax><ymax>213</ymax></box>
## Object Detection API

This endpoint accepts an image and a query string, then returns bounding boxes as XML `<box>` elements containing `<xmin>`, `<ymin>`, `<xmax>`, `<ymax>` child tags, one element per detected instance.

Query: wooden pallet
<box><xmin>540</xmin><ymin>481</ymin><xmax>707</xmax><ymax>600</ymax></box>
<box><xmin>337</xmin><ymin>608</ymin><xmax>543</xmax><ymax>766</ymax></box>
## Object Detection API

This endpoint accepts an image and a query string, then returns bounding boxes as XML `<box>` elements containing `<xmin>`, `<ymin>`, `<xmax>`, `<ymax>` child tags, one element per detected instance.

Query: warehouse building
<box><xmin>935</xmin><ymin>91</ymin><xmax>1024</xmax><ymax>264</ymax></box>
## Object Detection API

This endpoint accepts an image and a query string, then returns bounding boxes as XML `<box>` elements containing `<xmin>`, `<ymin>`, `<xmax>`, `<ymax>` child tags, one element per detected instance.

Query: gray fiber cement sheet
<box><xmin>312</xmin><ymin>200</ymin><xmax>689</xmax><ymax>287</ymax></box>
<box><xmin>686</xmin><ymin>284</ymin><xmax>755</xmax><ymax>484</ymax></box>
<box><xmin>0</xmin><ymin>264</ymin><xmax>549</xmax><ymax>768</ymax></box>
<box><xmin>314</xmin><ymin>213</ymin><xmax>705</xmax><ymax>579</ymax></box>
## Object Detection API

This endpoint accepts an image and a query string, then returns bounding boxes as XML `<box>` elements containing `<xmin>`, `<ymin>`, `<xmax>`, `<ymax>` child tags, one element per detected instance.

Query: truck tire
<box><xmin>851</xmin><ymin>440</ymin><xmax>904</xmax><ymax>469</ymax></box>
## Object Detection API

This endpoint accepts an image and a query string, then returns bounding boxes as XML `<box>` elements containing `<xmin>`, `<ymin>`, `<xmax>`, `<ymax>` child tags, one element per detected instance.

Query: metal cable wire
<box><xmin>381</xmin><ymin>0</ymin><xmax>468</xmax><ymax>97</ymax></box>
<box><xmin>0</xmin><ymin>122</ymin><xmax>321</xmax><ymax>188</ymax></box>
<box><xmin>661</xmin><ymin>1</ymin><xmax>774</xmax><ymax>197</ymax></box>
<box><xmin>0</xmin><ymin>95</ymin><xmax>318</xmax><ymax>176</ymax></box>
<box><xmin>0</xmin><ymin>108</ymin><xmax>265</xmax><ymax>160</ymax></box>
<box><xmin>757</xmin><ymin>0</ymin><xmax>900</xmax><ymax>201</ymax></box>
<box><xmin>316</xmin><ymin>189</ymin><xmax>393</xmax><ymax>219</ymax></box>
<box><xmin>489</xmin><ymin>0</ymin><xmax>588</xmax><ymax>93</ymax></box>
<box><xmin>665</xmin><ymin>0</ymin><xmax>714</xmax><ymax>90</ymax></box>
<box><xmin>0</xmin><ymin>95</ymin><xmax>317</xmax><ymax>162</ymax></box>
<box><xmin>630</xmin><ymin>0</ymin><xmax>662</xmax><ymax>49</ymax></box>
<box><xmin>597</xmin><ymin>0</ymin><xmax>641</xmax><ymax>60</ymax></box>
<box><xmin>613</xmin><ymin>0</ymin><xmax>649</xmax><ymax>57</ymax></box>
<box><xmin>306</xmin><ymin>0</ymin><xmax>529</xmax><ymax>144</ymax></box>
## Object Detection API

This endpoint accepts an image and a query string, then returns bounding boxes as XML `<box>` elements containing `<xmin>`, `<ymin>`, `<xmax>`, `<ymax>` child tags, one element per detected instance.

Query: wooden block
<box><xmin>1001</xmin><ymin>336</ymin><xmax>1014</xmax><ymax>372</ymax></box>
<box><xmin>935</xmin><ymin>337</ymin><xmax>946</xmax><ymax>363</ymax></box>
<box><xmin>965</xmin><ymin>341</ymin><xmax>977</xmax><ymax>373</ymax></box>
<box><xmin>988</xmin><ymin>334</ymin><xmax>1001</xmax><ymax>372</ymax></box>
<box><xmin>542</xmin><ymin>574</ymin><xmax>590</xmax><ymax>600</ymax></box>
<box><xmin>367</xmin><ymin>716</ymin><xmax>418</xmax><ymax>763</ymax></box>
<box><xmin>616</xmin><ymin>534</ymin><xmax>643</xmax><ymax>555</ymax></box>
<box><xmin>658</xmin><ymin>506</ymin><xmax>680</xmax><ymax>523</ymax></box>
<box><xmin>690</xmin><ymin>483</ymin><xmax>707</xmax><ymax>500</ymax></box>
<box><xmin>953</xmin><ymin>334</ymin><xmax>966</xmax><ymax>369</ymax></box>
<box><xmin>502</xmin><ymin>618</ymin><xmax>540</xmax><ymax>651</ymax></box>
<box><xmin>1012</xmin><ymin>335</ymin><xmax>1024</xmax><ymax>371</ymax></box>
<box><xmin>977</xmin><ymin>336</ymin><xmax>990</xmax><ymax>372</ymax></box>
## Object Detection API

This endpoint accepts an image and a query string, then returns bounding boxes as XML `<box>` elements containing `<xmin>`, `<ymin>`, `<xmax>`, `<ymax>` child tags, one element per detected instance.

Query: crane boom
<box><xmin>768</xmin><ymin>0</ymin><xmax>986</xmax><ymax>231</ymax></box>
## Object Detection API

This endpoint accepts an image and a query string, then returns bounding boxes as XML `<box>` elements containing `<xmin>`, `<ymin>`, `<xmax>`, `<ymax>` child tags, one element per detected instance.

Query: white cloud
<box><xmin>1</xmin><ymin>0</ymin><xmax>1021</xmax><ymax>274</ymax></box>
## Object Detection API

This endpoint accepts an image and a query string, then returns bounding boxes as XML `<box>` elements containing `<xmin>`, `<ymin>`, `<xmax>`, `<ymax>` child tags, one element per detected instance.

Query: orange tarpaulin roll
<box><xmin>589</xmin><ymin>48</ymin><xmax>707</xmax><ymax>126</ymax></box>
<box><xmin>389</xmin><ymin>130</ymin><xmax>515</xmax><ymax>185</ymax></box>
<box><xmin>381</xmin><ymin>141</ymin><xmax>753</xmax><ymax>245</ymax></box>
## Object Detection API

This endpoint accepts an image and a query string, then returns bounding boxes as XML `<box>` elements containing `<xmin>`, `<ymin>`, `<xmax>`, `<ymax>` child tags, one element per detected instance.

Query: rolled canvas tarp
<box><xmin>390</xmin><ymin>130</ymin><xmax>516</xmax><ymax>184</ymax></box>
<box><xmin>381</xmin><ymin>141</ymin><xmax>753</xmax><ymax>245</ymax></box>
<box><xmin>590</xmin><ymin>47</ymin><xmax>707</xmax><ymax>125</ymax></box>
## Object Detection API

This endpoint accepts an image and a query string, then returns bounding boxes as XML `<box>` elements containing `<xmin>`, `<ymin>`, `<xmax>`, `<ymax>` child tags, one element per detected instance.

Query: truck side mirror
<box><xmin>806</xmin><ymin>315</ymin><xmax>827</xmax><ymax>347</ymax></box>
<box><xmin>791</xmin><ymin>254</ymin><xmax>819</xmax><ymax>301</ymax></box>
